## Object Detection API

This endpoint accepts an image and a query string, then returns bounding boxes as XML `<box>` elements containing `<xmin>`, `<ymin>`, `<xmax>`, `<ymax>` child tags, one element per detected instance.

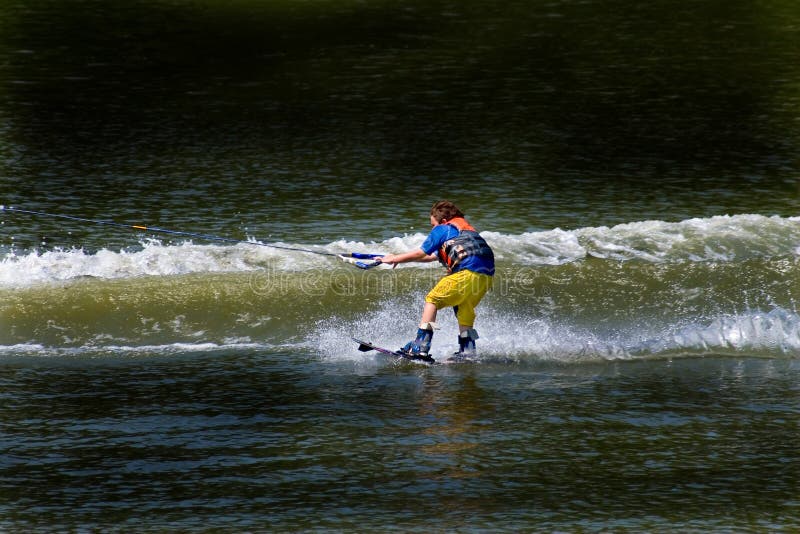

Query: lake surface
<box><xmin>1</xmin><ymin>0</ymin><xmax>799</xmax><ymax>531</ymax></box>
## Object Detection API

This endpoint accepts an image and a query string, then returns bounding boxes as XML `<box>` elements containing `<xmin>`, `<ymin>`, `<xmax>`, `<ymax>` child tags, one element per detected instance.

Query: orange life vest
<box><xmin>437</xmin><ymin>217</ymin><xmax>494</xmax><ymax>273</ymax></box>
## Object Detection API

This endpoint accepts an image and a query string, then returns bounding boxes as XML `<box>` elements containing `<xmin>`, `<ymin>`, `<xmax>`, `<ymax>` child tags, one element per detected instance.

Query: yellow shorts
<box><xmin>425</xmin><ymin>270</ymin><xmax>493</xmax><ymax>327</ymax></box>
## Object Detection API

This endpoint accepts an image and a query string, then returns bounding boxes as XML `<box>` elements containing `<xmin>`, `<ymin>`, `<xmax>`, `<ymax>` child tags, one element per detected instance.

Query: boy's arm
<box><xmin>381</xmin><ymin>225</ymin><xmax>445</xmax><ymax>267</ymax></box>
<box><xmin>380</xmin><ymin>248</ymin><xmax>437</xmax><ymax>267</ymax></box>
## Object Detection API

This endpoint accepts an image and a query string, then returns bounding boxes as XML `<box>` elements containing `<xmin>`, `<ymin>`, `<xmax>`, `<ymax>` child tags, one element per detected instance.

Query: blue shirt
<box><xmin>420</xmin><ymin>224</ymin><xmax>495</xmax><ymax>276</ymax></box>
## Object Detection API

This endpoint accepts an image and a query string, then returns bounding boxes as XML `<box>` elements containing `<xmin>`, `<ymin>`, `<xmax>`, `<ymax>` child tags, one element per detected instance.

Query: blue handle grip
<box><xmin>350</xmin><ymin>252</ymin><xmax>384</xmax><ymax>259</ymax></box>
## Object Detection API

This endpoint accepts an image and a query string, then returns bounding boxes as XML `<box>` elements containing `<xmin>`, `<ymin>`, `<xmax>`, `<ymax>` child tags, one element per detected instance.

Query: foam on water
<box><xmin>0</xmin><ymin>340</ymin><xmax>273</xmax><ymax>359</ymax></box>
<box><xmin>2</xmin><ymin>214</ymin><xmax>799</xmax><ymax>287</ymax></box>
<box><xmin>637</xmin><ymin>307</ymin><xmax>800</xmax><ymax>357</ymax></box>
<box><xmin>0</xmin><ymin>239</ymin><xmax>325</xmax><ymax>287</ymax></box>
<box><xmin>311</xmin><ymin>302</ymin><xmax>800</xmax><ymax>364</ymax></box>
<box><xmin>577</xmin><ymin>214</ymin><xmax>800</xmax><ymax>262</ymax></box>
<box><xmin>484</xmin><ymin>307</ymin><xmax>800</xmax><ymax>361</ymax></box>
<box><xmin>3</xmin><ymin>299</ymin><xmax>797</xmax><ymax>363</ymax></box>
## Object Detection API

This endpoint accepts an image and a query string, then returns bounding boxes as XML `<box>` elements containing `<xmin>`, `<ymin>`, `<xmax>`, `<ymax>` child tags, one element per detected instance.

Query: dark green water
<box><xmin>1</xmin><ymin>0</ymin><xmax>800</xmax><ymax>531</ymax></box>
<box><xmin>2</xmin><ymin>354</ymin><xmax>799</xmax><ymax>532</ymax></box>
<box><xmin>1</xmin><ymin>0</ymin><xmax>799</xmax><ymax>243</ymax></box>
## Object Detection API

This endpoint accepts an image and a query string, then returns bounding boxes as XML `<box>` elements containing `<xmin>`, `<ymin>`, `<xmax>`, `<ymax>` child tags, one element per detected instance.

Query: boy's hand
<box><xmin>379</xmin><ymin>249</ymin><xmax>431</xmax><ymax>268</ymax></box>
<box><xmin>375</xmin><ymin>254</ymin><xmax>397</xmax><ymax>269</ymax></box>
<box><xmin>378</xmin><ymin>254</ymin><xmax>399</xmax><ymax>268</ymax></box>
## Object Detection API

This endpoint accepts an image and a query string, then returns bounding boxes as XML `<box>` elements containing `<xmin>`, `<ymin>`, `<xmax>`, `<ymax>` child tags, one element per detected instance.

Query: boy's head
<box><xmin>430</xmin><ymin>200</ymin><xmax>464</xmax><ymax>224</ymax></box>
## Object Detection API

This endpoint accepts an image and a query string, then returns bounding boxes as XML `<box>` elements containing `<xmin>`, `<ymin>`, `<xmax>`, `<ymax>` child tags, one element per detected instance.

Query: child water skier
<box><xmin>379</xmin><ymin>200</ymin><xmax>495</xmax><ymax>362</ymax></box>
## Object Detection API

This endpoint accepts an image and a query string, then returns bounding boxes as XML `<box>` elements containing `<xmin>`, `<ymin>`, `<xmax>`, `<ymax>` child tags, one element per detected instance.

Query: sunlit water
<box><xmin>1</xmin><ymin>0</ymin><xmax>799</xmax><ymax>531</ymax></box>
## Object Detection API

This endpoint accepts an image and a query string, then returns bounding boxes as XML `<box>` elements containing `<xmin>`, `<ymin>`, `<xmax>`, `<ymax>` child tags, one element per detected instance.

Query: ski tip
<box><xmin>353</xmin><ymin>337</ymin><xmax>374</xmax><ymax>352</ymax></box>
<box><xmin>352</xmin><ymin>337</ymin><xmax>437</xmax><ymax>364</ymax></box>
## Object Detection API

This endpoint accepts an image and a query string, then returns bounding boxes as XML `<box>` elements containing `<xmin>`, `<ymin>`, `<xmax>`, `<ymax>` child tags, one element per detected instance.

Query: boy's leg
<box><xmin>421</xmin><ymin>302</ymin><xmax>438</xmax><ymax>324</ymax></box>
<box><xmin>402</xmin><ymin>271</ymin><xmax>491</xmax><ymax>357</ymax></box>
<box><xmin>399</xmin><ymin>303</ymin><xmax>440</xmax><ymax>356</ymax></box>
<box><xmin>399</xmin><ymin>274</ymin><xmax>459</xmax><ymax>355</ymax></box>
<box><xmin>452</xmin><ymin>272</ymin><xmax>492</xmax><ymax>357</ymax></box>
<box><xmin>454</xmin><ymin>300</ymin><xmax>479</xmax><ymax>356</ymax></box>
<box><xmin>456</xmin><ymin>328</ymin><xmax>480</xmax><ymax>356</ymax></box>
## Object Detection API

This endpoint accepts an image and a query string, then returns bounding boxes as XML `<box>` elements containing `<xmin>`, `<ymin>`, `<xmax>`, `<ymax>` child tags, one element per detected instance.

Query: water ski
<box><xmin>353</xmin><ymin>337</ymin><xmax>436</xmax><ymax>364</ymax></box>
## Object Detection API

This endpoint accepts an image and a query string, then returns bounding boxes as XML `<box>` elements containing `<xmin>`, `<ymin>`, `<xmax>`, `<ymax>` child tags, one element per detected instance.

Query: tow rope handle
<box><xmin>338</xmin><ymin>253</ymin><xmax>384</xmax><ymax>270</ymax></box>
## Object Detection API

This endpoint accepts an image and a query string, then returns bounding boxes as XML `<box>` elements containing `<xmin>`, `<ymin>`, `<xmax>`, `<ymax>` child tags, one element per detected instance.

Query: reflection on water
<box><xmin>419</xmin><ymin>372</ymin><xmax>489</xmax><ymax>478</ymax></box>
<box><xmin>1</xmin><ymin>347</ymin><xmax>799</xmax><ymax>530</ymax></box>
